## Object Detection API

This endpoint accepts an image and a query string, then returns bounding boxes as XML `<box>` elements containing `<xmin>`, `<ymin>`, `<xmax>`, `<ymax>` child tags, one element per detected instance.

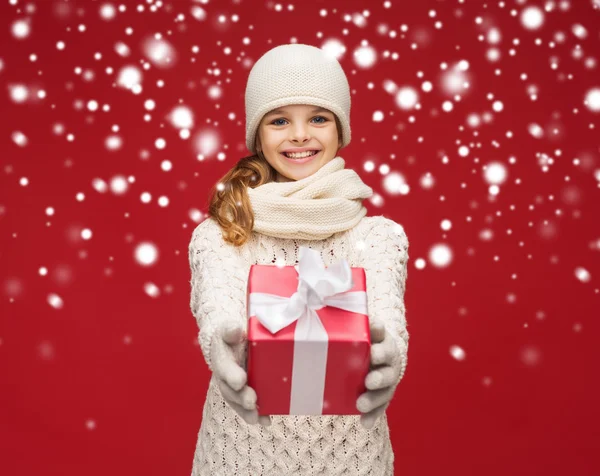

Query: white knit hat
<box><xmin>244</xmin><ymin>43</ymin><xmax>351</xmax><ymax>155</ymax></box>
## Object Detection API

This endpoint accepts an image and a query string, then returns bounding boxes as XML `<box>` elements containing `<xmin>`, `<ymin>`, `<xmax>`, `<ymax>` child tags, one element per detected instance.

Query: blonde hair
<box><xmin>207</xmin><ymin>115</ymin><xmax>343</xmax><ymax>247</ymax></box>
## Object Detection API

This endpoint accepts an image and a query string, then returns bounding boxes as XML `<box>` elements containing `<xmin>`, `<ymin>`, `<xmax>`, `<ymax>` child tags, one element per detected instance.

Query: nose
<box><xmin>289</xmin><ymin>123</ymin><xmax>311</xmax><ymax>143</ymax></box>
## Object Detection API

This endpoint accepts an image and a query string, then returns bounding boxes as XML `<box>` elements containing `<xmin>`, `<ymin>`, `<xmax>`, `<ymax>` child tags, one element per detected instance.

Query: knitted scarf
<box><xmin>246</xmin><ymin>156</ymin><xmax>374</xmax><ymax>240</ymax></box>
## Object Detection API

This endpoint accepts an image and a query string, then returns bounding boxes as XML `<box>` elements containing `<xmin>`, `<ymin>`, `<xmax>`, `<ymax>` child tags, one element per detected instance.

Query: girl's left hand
<box><xmin>356</xmin><ymin>319</ymin><xmax>402</xmax><ymax>430</ymax></box>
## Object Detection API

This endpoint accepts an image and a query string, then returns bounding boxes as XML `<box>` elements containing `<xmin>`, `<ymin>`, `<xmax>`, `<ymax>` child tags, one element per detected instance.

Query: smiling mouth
<box><xmin>281</xmin><ymin>150</ymin><xmax>321</xmax><ymax>159</ymax></box>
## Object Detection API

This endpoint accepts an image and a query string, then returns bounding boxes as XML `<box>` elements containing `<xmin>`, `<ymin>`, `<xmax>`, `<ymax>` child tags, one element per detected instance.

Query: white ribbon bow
<box><xmin>248</xmin><ymin>246</ymin><xmax>368</xmax><ymax>414</ymax></box>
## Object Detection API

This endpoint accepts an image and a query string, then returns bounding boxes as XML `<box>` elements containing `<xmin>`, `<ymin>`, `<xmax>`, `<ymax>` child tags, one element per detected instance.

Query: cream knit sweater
<box><xmin>188</xmin><ymin>212</ymin><xmax>410</xmax><ymax>475</ymax></box>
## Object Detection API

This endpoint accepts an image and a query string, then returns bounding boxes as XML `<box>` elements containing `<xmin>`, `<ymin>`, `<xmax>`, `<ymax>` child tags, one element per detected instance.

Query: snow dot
<box><xmin>487</xmin><ymin>27</ymin><xmax>501</xmax><ymax>44</ymax></box>
<box><xmin>0</xmin><ymin>58</ymin><xmax>4</xmax><ymax>72</ymax></box>
<box><xmin>48</xmin><ymin>294</ymin><xmax>64</xmax><ymax>310</ymax></box>
<box><xmin>441</xmin><ymin>67</ymin><xmax>468</xmax><ymax>94</ymax></box>
<box><xmin>528</xmin><ymin>123</ymin><xmax>544</xmax><ymax>138</ymax></box>
<box><xmin>191</xmin><ymin>6</ymin><xmax>207</xmax><ymax>21</ymax></box>
<box><xmin>105</xmin><ymin>135</ymin><xmax>122</xmax><ymax>150</ymax></box>
<box><xmin>144</xmin><ymin>282</ymin><xmax>161</xmax><ymax>298</ymax></box>
<box><xmin>419</xmin><ymin>173</ymin><xmax>435</xmax><ymax>189</ymax></box>
<box><xmin>442</xmin><ymin>101</ymin><xmax>454</xmax><ymax>112</ymax></box>
<box><xmin>135</xmin><ymin>242</ymin><xmax>159</xmax><ymax>266</ymax></box>
<box><xmin>81</xmin><ymin>228</ymin><xmax>92</xmax><ymax>241</ymax></box>
<box><xmin>208</xmin><ymin>85</ymin><xmax>222</xmax><ymax>99</ymax></box>
<box><xmin>467</xmin><ymin>113</ymin><xmax>481</xmax><ymax>128</ymax></box>
<box><xmin>12</xmin><ymin>19</ymin><xmax>31</xmax><ymax>39</ymax></box>
<box><xmin>194</xmin><ymin>129</ymin><xmax>220</xmax><ymax>158</ymax></box>
<box><xmin>12</xmin><ymin>131</ymin><xmax>28</xmax><ymax>147</ymax></box>
<box><xmin>571</xmin><ymin>24</ymin><xmax>587</xmax><ymax>39</ymax></box>
<box><xmin>169</xmin><ymin>106</ymin><xmax>194</xmax><ymax>128</ymax></box>
<box><xmin>574</xmin><ymin>267</ymin><xmax>591</xmax><ymax>283</ymax></box>
<box><xmin>483</xmin><ymin>162</ymin><xmax>508</xmax><ymax>185</ymax></box>
<box><xmin>352</xmin><ymin>13</ymin><xmax>367</xmax><ymax>28</ymax></box>
<box><xmin>458</xmin><ymin>145</ymin><xmax>469</xmax><ymax>157</ymax></box>
<box><xmin>110</xmin><ymin>175</ymin><xmax>128</xmax><ymax>194</ymax></box>
<box><xmin>142</xmin><ymin>37</ymin><xmax>176</xmax><ymax>68</ymax></box>
<box><xmin>382</xmin><ymin>172</ymin><xmax>409</xmax><ymax>196</ymax></box>
<box><xmin>487</xmin><ymin>48</ymin><xmax>501</xmax><ymax>62</ymax></box>
<box><xmin>450</xmin><ymin>345</ymin><xmax>466</xmax><ymax>361</ymax></box>
<box><xmin>441</xmin><ymin>219</ymin><xmax>452</xmax><ymax>231</ymax></box>
<box><xmin>87</xmin><ymin>100</ymin><xmax>98</xmax><ymax>111</ymax></box>
<box><xmin>412</xmin><ymin>258</ymin><xmax>425</xmax><ymax>270</ymax></box>
<box><xmin>372</xmin><ymin>111</ymin><xmax>384</xmax><ymax>122</ymax></box>
<box><xmin>92</xmin><ymin>178</ymin><xmax>108</xmax><ymax>193</ymax></box>
<box><xmin>85</xmin><ymin>419</ymin><xmax>97</xmax><ymax>431</ymax></box>
<box><xmin>429</xmin><ymin>243</ymin><xmax>453</xmax><ymax>268</ymax></box>
<box><xmin>322</xmin><ymin>39</ymin><xmax>346</xmax><ymax>60</ymax></box>
<box><xmin>395</xmin><ymin>87</ymin><xmax>418</xmax><ymax>110</ymax></box>
<box><xmin>155</xmin><ymin>138</ymin><xmax>166</xmax><ymax>149</ymax></box>
<box><xmin>353</xmin><ymin>45</ymin><xmax>377</xmax><ymax>69</ymax></box>
<box><xmin>117</xmin><ymin>65</ymin><xmax>142</xmax><ymax>90</ymax></box>
<box><xmin>492</xmin><ymin>100</ymin><xmax>504</xmax><ymax>112</ymax></box>
<box><xmin>458</xmin><ymin>60</ymin><xmax>469</xmax><ymax>71</ymax></box>
<box><xmin>144</xmin><ymin>99</ymin><xmax>155</xmax><ymax>110</ymax></box>
<box><xmin>520</xmin><ymin>6</ymin><xmax>544</xmax><ymax>30</ymax></box>
<box><xmin>422</xmin><ymin>81</ymin><xmax>433</xmax><ymax>92</ymax></box>
<box><xmin>100</xmin><ymin>3</ymin><xmax>117</xmax><ymax>20</ymax></box>
<box><xmin>161</xmin><ymin>160</ymin><xmax>173</xmax><ymax>172</ymax></box>
<box><xmin>10</xmin><ymin>84</ymin><xmax>28</xmax><ymax>103</ymax></box>
<box><xmin>584</xmin><ymin>88</ymin><xmax>600</xmax><ymax>112</ymax></box>
<box><xmin>115</xmin><ymin>42</ymin><xmax>130</xmax><ymax>57</ymax></box>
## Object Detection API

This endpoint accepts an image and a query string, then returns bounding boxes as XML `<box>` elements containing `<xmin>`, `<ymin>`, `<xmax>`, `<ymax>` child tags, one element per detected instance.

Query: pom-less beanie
<box><xmin>244</xmin><ymin>43</ymin><xmax>352</xmax><ymax>155</ymax></box>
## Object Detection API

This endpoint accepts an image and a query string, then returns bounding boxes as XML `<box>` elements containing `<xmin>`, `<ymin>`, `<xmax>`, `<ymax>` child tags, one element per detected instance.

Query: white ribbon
<box><xmin>248</xmin><ymin>246</ymin><xmax>368</xmax><ymax>415</ymax></box>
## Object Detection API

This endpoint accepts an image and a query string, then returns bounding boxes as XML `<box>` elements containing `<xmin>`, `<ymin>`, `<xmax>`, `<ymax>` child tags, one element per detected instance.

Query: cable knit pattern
<box><xmin>188</xmin><ymin>214</ymin><xmax>409</xmax><ymax>476</ymax></box>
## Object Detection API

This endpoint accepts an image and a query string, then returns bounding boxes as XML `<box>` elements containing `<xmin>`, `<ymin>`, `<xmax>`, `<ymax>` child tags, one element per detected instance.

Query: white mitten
<box><xmin>210</xmin><ymin>320</ymin><xmax>272</xmax><ymax>427</ymax></box>
<box><xmin>356</xmin><ymin>319</ymin><xmax>403</xmax><ymax>430</ymax></box>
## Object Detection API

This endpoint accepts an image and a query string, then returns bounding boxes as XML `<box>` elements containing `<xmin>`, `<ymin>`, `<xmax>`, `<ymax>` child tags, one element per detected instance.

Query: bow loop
<box><xmin>249</xmin><ymin>247</ymin><xmax>363</xmax><ymax>335</ymax></box>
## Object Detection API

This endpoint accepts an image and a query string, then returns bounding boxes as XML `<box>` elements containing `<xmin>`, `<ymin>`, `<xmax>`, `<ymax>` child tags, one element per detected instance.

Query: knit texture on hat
<box><xmin>245</xmin><ymin>43</ymin><xmax>351</xmax><ymax>154</ymax></box>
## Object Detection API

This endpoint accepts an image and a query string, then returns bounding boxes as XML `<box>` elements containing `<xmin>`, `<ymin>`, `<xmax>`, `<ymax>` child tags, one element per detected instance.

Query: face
<box><xmin>256</xmin><ymin>104</ymin><xmax>342</xmax><ymax>183</ymax></box>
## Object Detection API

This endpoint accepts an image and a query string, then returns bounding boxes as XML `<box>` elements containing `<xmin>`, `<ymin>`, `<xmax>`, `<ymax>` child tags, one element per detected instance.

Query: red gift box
<box><xmin>246</xmin><ymin>247</ymin><xmax>371</xmax><ymax>416</ymax></box>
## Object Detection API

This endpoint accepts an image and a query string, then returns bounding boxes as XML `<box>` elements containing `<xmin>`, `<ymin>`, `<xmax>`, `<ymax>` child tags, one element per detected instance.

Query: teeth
<box><xmin>284</xmin><ymin>150</ymin><xmax>318</xmax><ymax>159</ymax></box>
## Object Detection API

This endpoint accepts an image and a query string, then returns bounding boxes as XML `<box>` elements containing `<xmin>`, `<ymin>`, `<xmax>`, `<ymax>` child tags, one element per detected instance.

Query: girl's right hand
<box><xmin>210</xmin><ymin>321</ymin><xmax>272</xmax><ymax>427</ymax></box>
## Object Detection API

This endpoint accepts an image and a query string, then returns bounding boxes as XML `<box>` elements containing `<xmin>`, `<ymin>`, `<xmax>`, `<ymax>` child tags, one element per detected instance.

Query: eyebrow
<box><xmin>264</xmin><ymin>107</ymin><xmax>332</xmax><ymax>117</ymax></box>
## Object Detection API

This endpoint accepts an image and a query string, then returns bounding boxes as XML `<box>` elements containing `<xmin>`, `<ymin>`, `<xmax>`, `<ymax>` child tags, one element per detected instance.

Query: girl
<box><xmin>188</xmin><ymin>43</ymin><xmax>410</xmax><ymax>475</ymax></box>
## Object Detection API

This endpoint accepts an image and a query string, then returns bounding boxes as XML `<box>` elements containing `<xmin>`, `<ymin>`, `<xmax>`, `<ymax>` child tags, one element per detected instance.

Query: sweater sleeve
<box><xmin>362</xmin><ymin>217</ymin><xmax>410</xmax><ymax>386</ymax></box>
<box><xmin>188</xmin><ymin>218</ymin><xmax>248</xmax><ymax>373</ymax></box>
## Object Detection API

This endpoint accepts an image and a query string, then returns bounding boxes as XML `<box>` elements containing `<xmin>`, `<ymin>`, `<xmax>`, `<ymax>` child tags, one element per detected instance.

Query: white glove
<box><xmin>210</xmin><ymin>320</ymin><xmax>272</xmax><ymax>427</ymax></box>
<box><xmin>356</xmin><ymin>319</ymin><xmax>403</xmax><ymax>430</ymax></box>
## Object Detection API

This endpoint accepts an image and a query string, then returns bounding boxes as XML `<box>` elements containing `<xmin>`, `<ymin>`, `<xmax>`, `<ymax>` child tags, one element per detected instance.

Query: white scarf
<box><xmin>247</xmin><ymin>156</ymin><xmax>374</xmax><ymax>240</ymax></box>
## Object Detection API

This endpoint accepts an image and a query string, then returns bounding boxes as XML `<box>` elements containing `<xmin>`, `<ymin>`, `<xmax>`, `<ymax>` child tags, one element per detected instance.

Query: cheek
<box><xmin>261</xmin><ymin>132</ymin><xmax>284</xmax><ymax>148</ymax></box>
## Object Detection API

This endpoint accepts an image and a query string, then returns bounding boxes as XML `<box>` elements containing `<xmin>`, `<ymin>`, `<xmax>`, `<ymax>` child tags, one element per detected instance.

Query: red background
<box><xmin>1</xmin><ymin>0</ymin><xmax>599</xmax><ymax>475</ymax></box>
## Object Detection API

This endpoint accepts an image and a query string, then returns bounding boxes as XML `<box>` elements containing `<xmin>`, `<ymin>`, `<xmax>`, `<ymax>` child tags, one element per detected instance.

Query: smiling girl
<box><xmin>188</xmin><ymin>43</ymin><xmax>410</xmax><ymax>475</ymax></box>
